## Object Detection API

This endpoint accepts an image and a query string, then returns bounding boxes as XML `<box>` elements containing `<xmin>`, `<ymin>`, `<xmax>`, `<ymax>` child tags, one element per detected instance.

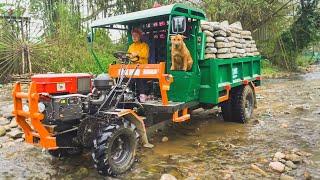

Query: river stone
<box><xmin>6</xmin><ymin>128</ymin><xmax>23</xmax><ymax>139</ymax></box>
<box><xmin>274</xmin><ymin>152</ymin><xmax>286</xmax><ymax>160</ymax></box>
<box><xmin>160</xmin><ymin>174</ymin><xmax>177</xmax><ymax>180</ymax></box>
<box><xmin>0</xmin><ymin>104</ymin><xmax>14</xmax><ymax>118</ymax></box>
<box><xmin>285</xmin><ymin>154</ymin><xmax>302</xmax><ymax>163</ymax></box>
<box><xmin>9</xmin><ymin>118</ymin><xmax>18</xmax><ymax>128</ymax></box>
<box><xmin>280</xmin><ymin>174</ymin><xmax>294</xmax><ymax>180</ymax></box>
<box><xmin>285</xmin><ymin>161</ymin><xmax>297</xmax><ymax>169</ymax></box>
<box><xmin>15</xmin><ymin>138</ymin><xmax>24</xmax><ymax>143</ymax></box>
<box><xmin>0</xmin><ymin>117</ymin><xmax>10</xmax><ymax>126</ymax></box>
<box><xmin>75</xmin><ymin>167</ymin><xmax>89</xmax><ymax>178</ymax></box>
<box><xmin>0</xmin><ymin>126</ymin><xmax>6</xmax><ymax>136</ymax></box>
<box><xmin>269</xmin><ymin>162</ymin><xmax>285</xmax><ymax>173</ymax></box>
<box><xmin>162</xmin><ymin>136</ymin><xmax>169</xmax><ymax>142</ymax></box>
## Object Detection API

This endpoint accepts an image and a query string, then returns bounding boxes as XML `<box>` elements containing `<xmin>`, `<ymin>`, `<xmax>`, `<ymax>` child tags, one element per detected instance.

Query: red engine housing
<box><xmin>31</xmin><ymin>73</ymin><xmax>93</xmax><ymax>94</ymax></box>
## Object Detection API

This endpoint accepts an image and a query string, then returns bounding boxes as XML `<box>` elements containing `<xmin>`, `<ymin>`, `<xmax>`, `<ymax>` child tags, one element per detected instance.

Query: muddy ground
<box><xmin>0</xmin><ymin>64</ymin><xmax>319</xmax><ymax>180</ymax></box>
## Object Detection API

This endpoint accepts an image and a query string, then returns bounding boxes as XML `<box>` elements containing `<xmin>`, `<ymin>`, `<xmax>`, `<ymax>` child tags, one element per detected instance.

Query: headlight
<box><xmin>38</xmin><ymin>102</ymin><xmax>46</xmax><ymax>113</ymax></box>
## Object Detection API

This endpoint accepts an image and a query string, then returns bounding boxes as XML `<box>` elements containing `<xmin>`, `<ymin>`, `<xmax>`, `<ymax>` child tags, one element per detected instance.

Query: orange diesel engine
<box><xmin>12</xmin><ymin>73</ymin><xmax>116</xmax><ymax>155</ymax></box>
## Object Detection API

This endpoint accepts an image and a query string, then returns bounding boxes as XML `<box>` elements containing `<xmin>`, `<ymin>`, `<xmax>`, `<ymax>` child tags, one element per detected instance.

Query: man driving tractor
<box><xmin>127</xmin><ymin>27</ymin><xmax>150</xmax><ymax>102</ymax></box>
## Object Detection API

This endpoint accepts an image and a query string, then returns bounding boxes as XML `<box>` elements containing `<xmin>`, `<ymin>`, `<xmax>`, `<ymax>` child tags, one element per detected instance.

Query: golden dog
<box><xmin>170</xmin><ymin>34</ymin><xmax>193</xmax><ymax>71</ymax></box>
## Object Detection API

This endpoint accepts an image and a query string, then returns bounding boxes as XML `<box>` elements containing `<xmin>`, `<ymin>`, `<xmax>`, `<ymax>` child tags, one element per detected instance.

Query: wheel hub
<box><xmin>111</xmin><ymin>134</ymin><xmax>131</xmax><ymax>165</ymax></box>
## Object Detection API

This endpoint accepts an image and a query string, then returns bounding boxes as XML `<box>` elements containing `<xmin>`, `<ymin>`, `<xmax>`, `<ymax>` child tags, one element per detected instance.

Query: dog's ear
<box><xmin>170</xmin><ymin>35</ymin><xmax>176</xmax><ymax>39</ymax></box>
<box><xmin>181</xmin><ymin>35</ymin><xmax>187</xmax><ymax>39</ymax></box>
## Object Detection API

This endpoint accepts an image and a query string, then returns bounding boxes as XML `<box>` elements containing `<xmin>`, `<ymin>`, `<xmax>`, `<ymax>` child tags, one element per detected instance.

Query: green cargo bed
<box><xmin>198</xmin><ymin>56</ymin><xmax>261</xmax><ymax>104</ymax></box>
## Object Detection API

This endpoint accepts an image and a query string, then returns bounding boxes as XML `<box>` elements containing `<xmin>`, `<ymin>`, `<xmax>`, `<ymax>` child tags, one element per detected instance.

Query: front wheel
<box><xmin>92</xmin><ymin>118</ymin><xmax>139</xmax><ymax>176</ymax></box>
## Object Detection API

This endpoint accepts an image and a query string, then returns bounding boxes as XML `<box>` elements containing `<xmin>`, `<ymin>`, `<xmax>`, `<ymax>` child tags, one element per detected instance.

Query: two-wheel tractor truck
<box><xmin>11</xmin><ymin>4</ymin><xmax>261</xmax><ymax>176</ymax></box>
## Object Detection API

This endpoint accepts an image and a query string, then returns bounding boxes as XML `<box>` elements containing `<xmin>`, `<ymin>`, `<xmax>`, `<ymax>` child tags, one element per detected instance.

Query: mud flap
<box><xmin>118</xmin><ymin>109</ymin><xmax>154</xmax><ymax>148</ymax></box>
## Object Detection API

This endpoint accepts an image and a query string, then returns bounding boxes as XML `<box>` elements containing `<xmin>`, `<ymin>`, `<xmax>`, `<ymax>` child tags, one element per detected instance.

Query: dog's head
<box><xmin>170</xmin><ymin>34</ymin><xmax>186</xmax><ymax>49</ymax></box>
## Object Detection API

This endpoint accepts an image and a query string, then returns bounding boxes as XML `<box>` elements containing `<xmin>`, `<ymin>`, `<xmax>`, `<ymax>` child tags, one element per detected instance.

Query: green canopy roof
<box><xmin>91</xmin><ymin>3</ymin><xmax>206</xmax><ymax>28</ymax></box>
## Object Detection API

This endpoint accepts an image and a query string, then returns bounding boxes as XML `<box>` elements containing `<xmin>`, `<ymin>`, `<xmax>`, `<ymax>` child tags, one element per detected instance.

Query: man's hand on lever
<box><xmin>127</xmin><ymin>52</ymin><xmax>139</xmax><ymax>62</ymax></box>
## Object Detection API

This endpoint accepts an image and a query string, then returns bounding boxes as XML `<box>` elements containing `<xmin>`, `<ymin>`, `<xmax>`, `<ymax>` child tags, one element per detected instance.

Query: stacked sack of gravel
<box><xmin>201</xmin><ymin>21</ymin><xmax>260</xmax><ymax>59</ymax></box>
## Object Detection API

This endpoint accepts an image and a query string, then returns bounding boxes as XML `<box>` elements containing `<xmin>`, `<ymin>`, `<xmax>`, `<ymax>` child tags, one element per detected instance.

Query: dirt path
<box><xmin>0</xmin><ymin>64</ymin><xmax>319</xmax><ymax>179</ymax></box>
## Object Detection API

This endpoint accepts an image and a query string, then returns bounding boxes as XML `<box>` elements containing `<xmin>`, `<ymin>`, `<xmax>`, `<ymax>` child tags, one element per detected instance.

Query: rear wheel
<box><xmin>92</xmin><ymin>118</ymin><xmax>139</xmax><ymax>176</ymax></box>
<box><xmin>221</xmin><ymin>100</ymin><xmax>233</xmax><ymax>122</ymax></box>
<box><xmin>232</xmin><ymin>85</ymin><xmax>255</xmax><ymax>123</ymax></box>
<box><xmin>221</xmin><ymin>85</ymin><xmax>255</xmax><ymax>123</ymax></box>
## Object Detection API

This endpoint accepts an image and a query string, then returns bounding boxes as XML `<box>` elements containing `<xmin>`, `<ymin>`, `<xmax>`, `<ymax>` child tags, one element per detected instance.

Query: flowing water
<box><xmin>0</xmin><ymin>64</ymin><xmax>320</xmax><ymax>179</ymax></box>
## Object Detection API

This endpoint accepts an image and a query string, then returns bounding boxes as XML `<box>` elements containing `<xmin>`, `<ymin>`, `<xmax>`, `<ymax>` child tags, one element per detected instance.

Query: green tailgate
<box><xmin>198</xmin><ymin>56</ymin><xmax>261</xmax><ymax>104</ymax></box>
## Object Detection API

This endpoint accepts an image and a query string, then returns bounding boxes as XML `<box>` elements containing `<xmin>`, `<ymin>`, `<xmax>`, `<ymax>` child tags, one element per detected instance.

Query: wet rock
<box><xmin>223</xmin><ymin>173</ymin><xmax>232</xmax><ymax>180</ymax></box>
<box><xmin>253</xmin><ymin>119</ymin><xmax>265</xmax><ymax>125</ymax></box>
<box><xmin>269</xmin><ymin>162</ymin><xmax>285</xmax><ymax>173</ymax></box>
<box><xmin>280</xmin><ymin>174</ymin><xmax>294</xmax><ymax>180</ymax></box>
<box><xmin>304</xmin><ymin>171</ymin><xmax>312</xmax><ymax>180</ymax></box>
<box><xmin>283</xmin><ymin>111</ymin><xmax>291</xmax><ymax>114</ymax></box>
<box><xmin>256</xmin><ymin>94</ymin><xmax>264</xmax><ymax>99</ymax></box>
<box><xmin>6</xmin><ymin>128</ymin><xmax>23</xmax><ymax>139</ymax></box>
<box><xmin>3</xmin><ymin>125</ymin><xmax>11</xmax><ymax>131</ymax></box>
<box><xmin>274</xmin><ymin>152</ymin><xmax>286</xmax><ymax>160</ymax></box>
<box><xmin>295</xmin><ymin>150</ymin><xmax>312</xmax><ymax>157</ymax></box>
<box><xmin>284</xmin><ymin>166</ymin><xmax>292</xmax><ymax>172</ymax></box>
<box><xmin>160</xmin><ymin>174</ymin><xmax>177</xmax><ymax>180</ymax></box>
<box><xmin>280</xmin><ymin>123</ymin><xmax>288</xmax><ymax>128</ymax></box>
<box><xmin>295</xmin><ymin>104</ymin><xmax>310</xmax><ymax>111</ymax></box>
<box><xmin>15</xmin><ymin>138</ymin><xmax>24</xmax><ymax>143</ymax></box>
<box><xmin>279</xmin><ymin>159</ymin><xmax>287</xmax><ymax>164</ymax></box>
<box><xmin>250</xmin><ymin>164</ymin><xmax>267</xmax><ymax>176</ymax></box>
<box><xmin>8</xmin><ymin>118</ymin><xmax>18</xmax><ymax>128</ymax></box>
<box><xmin>0</xmin><ymin>104</ymin><xmax>14</xmax><ymax>118</ymax></box>
<box><xmin>74</xmin><ymin>167</ymin><xmax>89</xmax><ymax>178</ymax></box>
<box><xmin>0</xmin><ymin>117</ymin><xmax>10</xmax><ymax>126</ymax></box>
<box><xmin>285</xmin><ymin>154</ymin><xmax>301</xmax><ymax>163</ymax></box>
<box><xmin>285</xmin><ymin>161</ymin><xmax>297</xmax><ymax>169</ymax></box>
<box><xmin>0</xmin><ymin>126</ymin><xmax>6</xmax><ymax>136</ymax></box>
<box><xmin>162</xmin><ymin>136</ymin><xmax>169</xmax><ymax>142</ymax></box>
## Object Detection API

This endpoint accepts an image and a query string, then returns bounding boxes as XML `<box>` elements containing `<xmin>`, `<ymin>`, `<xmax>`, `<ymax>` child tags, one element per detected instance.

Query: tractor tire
<box><xmin>221</xmin><ymin>100</ymin><xmax>233</xmax><ymax>122</ymax></box>
<box><xmin>92</xmin><ymin>118</ymin><xmax>139</xmax><ymax>176</ymax></box>
<box><xmin>232</xmin><ymin>85</ymin><xmax>255</xmax><ymax>123</ymax></box>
